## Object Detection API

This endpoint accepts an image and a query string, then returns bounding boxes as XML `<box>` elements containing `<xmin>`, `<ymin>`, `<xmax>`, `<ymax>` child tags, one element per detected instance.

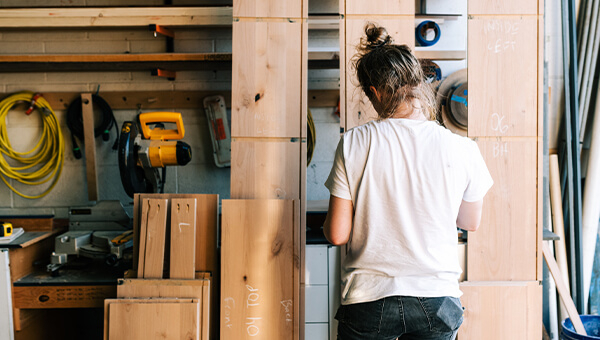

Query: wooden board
<box><xmin>0</xmin><ymin>7</ymin><xmax>233</xmax><ymax>27</ymax></box>
<box><xmin>170</xmin><ymin>198</ymin><xmax>197</xmax><ymax>279</ymax></box>
<box><xmin>133</xmin><ymin>194</ymin><xmax>218</xmax><ymax>339</ymax></box>
<box><xmin>105</xmin><ymin>298</ymin><xmax>200</xmax><ymax>340</ymax></box>
<box><xmin>230</xmin><ymin>139</ymin><xmax>301</xmax><ymax>200</ymax></box>
<box><xmin>344</xmin><ymin>17</ymin><xmax>414</xmax><ymax>129</ymax></box>
<box><xmin>221</xmin><ymin>199</ymin><xmax>297</xmax><ymax>339</ymax></box>
<box><xmin>0</xmin><ymin>218</ymin><xmax>53</xmax><ymax>232</ymax></box>
<box><xmin>232</xmin><ymin>21</ymin><xmax>302</xmax><ymax>138</ymax></box>
<box><xmin>468</xmin><ymin>1</ymin><xmax>538</xmax><ymax>15</ymax></box>
<box><xmin>81</xmin><ymin>93</ymin><xmax>98</xmax><ymax>201</ymax></box>
<box><xmin>13</xmin><ymin>285</ymin><xmax>115</xmax><ymax>309</ymax></box>
<box><xmin>0</xmin><ymin>90</ymin><xmax>337</xmax><ymax>112</ymax></box>
<box><xmin>233</xmin><ymin>0</ymin><xmax>305</xmax><ymax>19</ymax></box>
<box><xmin>117</xmin><ymin>278</ymin><xmax>209</xmax><ymax>299</ymax></box>
<box><xmin>543</xmin><ymin>243</ymin><xmax>587</xmax><ymax>334</ymax></box>
<box><xmin>344</xmin><ymin>0</ymin><xmax>414</xmax><ymax>15</ymax></box>
<box><xmin>117</xmin><ymin>277</ymin><xmax>211</xmax><ymax>340</ymax></box>
<box><xmin>467</xmin><ymin>16</ymin><xmax>538</xmax><ymax>137</ymax></box>
<box><xmin>467</xmin><ymin>139</ymin><xmax>537</xmax><ymax>281</ymax></box>
<box><xmin>458</xmin><ymin>281</ymin><xmax>542</xmax><ymax>339</ymax></box>
<box><xmin>139</xmin><ymin>198</ymin><xmax>169</xmax><ymax>279</ymax></box>
<box><xmin>0</xmin><ymin>53</ymin><xmax>231</xmax><ymax>63</ymax></box>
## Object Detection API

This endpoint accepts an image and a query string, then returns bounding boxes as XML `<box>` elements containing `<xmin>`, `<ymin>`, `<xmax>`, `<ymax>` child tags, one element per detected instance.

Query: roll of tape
<box><xmin>415</xmin><ymin>20</ymin><xmax>441</xmax><ymax>47</ymax></box>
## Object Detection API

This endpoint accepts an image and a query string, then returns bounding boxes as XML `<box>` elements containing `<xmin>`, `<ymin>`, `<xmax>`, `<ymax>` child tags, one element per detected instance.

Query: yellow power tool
<box><xmin>118</xmin><ymin>112</ymin><xmax>192</xmax><ymax>197</ymax></box>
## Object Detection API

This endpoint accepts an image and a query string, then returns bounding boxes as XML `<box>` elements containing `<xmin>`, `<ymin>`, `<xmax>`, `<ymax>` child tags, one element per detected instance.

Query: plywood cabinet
<box><xmin>467</xmin><ymin>139</ymin><xmax>537</xmax><ymax>281</ymax></box>
<box><xmin>232</xmin><ymin>21</ymin><xmax>303</xmax><ymax>138</ymax></box>
<box><xmin>467</xmin><ymin>17</ymin><xmax>538</xmax><ymax>137</ymax></box>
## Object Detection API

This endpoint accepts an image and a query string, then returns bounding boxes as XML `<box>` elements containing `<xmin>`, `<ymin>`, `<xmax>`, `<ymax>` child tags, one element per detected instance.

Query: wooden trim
<box><xmin>81</xmin><ymin>93</ymin><xmax>99</xmax><ymax>202</ymax></box>
<box><xmin>13</xmin><ymin>285</ymin><xmax>116</xmax><ymax>309</ymax></box>
<box><xmin>0</xmin><ymin>53</ymin><xmax>231</xmax><ymax>63</ymax></box>
<box><xmin>0</xmin><ymin>7</ymin><xmax>233</xmax><ymax>28</ymax></box>
<box><xmin>0</xmin><ymin>90</ymin><xmax>338</xmax><ymax>111</ymax></box>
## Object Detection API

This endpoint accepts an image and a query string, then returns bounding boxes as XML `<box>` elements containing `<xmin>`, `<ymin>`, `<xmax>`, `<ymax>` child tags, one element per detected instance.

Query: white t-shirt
<box><xmin>325</xmin><ymin>118</ymin><xmax>493</xmax><ymax>305</ymax></box>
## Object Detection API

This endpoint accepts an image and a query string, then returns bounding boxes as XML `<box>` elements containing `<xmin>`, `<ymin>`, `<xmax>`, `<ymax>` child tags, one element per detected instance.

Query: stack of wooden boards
<box><xmin>104</xmin><ymin>194</ymin><xmax>219</xmax><ymax>340</ymax></box>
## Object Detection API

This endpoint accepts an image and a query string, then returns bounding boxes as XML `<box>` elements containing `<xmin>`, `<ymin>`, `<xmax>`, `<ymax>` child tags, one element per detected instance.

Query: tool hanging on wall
<box><xmin>0</xmin><ymin>92</ymin><xmax>65</xmax><ymax>199</ymax></box>
<box><xmin>118</xmin><ymin>112</ymin><xmax>192</xmax><ymax>197</ymax></box>
<box><xmin>66</xmin><ymin>94</ymin><xmax>119</xmax><ymax>159</ymax></box>
<box><xmin>415</xmin><ymin>20</ymin><xmax>441</xmax><ymax>47</ymax></box>
<box><xmin>436</xmin><ymin>69</ymin><xmax>468</xmax><ymax>137</ymax></box>
<box><xmin>202</xmin><ymin>96</ymin><xmax>231</xmax><ymax>167</ymax></box>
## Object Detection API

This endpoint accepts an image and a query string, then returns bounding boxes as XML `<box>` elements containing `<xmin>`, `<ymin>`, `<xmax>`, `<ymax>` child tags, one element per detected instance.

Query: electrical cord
<box><xmin>66</xmin><ymin>94</ymin><xmax>118</xmax><ymax>159</ymax></box>
<box><xmin>0</xmin><ymin>92</ymin><xmax>65</xmax><ymax>199</ymax></box>
<box><xmin>307</xmin><ymin>108</ymin><xmax>316</xmax><ymax>166</ymax></box>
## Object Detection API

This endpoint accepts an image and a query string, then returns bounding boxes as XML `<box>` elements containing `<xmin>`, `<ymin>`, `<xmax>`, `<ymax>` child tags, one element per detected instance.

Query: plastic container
<box><xmin>562</xmin><ymin>315</ymin><xmax>600</xmax><ymax>339</ymax></box>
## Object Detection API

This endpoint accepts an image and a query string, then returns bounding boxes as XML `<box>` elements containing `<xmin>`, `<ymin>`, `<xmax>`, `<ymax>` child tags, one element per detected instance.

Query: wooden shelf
<box><xmin>0</xmin><ymin>90</ymin><xmax>340</xmax><ymax>110</ymax></box>
<box><xmin>0</xmin><ymin>7</ymin><xmax>233</xmax><ymax>28</ymax></box>
<box><xmin>414</xmin><ymin>50</ymin><xmax>466</xmax><ymax>60</ymax></box>
<box><xmin>0</xmin><ymin>52</ymin><xmax>339</xmax><ymax>72</ymax></box>
<box><xmin>0</xmin><ymin>7</ymin><xmax>338</xmax><ymax>30</ymax></box>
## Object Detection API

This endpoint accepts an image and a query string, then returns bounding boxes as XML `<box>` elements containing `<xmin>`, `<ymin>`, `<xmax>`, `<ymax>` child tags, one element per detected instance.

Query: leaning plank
<box><xmin>170</xmin><ymin>198</ymin><xmax>197</xmax><ymax>279</ymax></box>
<box><xmin>105</xmin><ymin>298</ymin><xmax>200</xmax><ymax>340</ymax></box>
<box><xmin>81</xmin><ymin>93</ymin><xmax>98</xmax><ymax>201</ymax></box>
<box><xmin>543</xmin><ymin>243</ymin><xmax>587</xmax><ymax>335</ymax></box>
<box><xmin>221</xmin><ymin>199</ymin><xmax>296</xmax><ymax>339</ymax></box>
<box><xmin>0</xmin><ymin>7</ymin><xmax>232</xmax><ymax>27</ymax></box>
<box><xmin>141</xmin><ymin>198</ymin><xmax>169</xmax><ymax>279</ymax></box>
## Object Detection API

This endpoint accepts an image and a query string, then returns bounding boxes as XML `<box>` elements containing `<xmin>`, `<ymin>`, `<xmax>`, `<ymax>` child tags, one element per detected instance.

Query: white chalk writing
<box><xmin>281</xmin><ymin>300</ymin><xmax>293</xmax><ymax>322</ymax></box>
<box><xmin>493</xmin><ymin>142</ymin><xmax>509</xmax><ymax>158</ymax></box>
<box><xmin>490</xmin><ymin>113</ymin><xmax>508</xmax><ymax>134</ymax></box>
<box><xmin>223</xmin><ymin>297</ymin><xmax>235</xmax><ymax>329</ymax></box>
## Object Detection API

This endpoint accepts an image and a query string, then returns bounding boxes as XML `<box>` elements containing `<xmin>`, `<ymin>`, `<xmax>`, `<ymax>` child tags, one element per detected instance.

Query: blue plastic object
<box><xmin>415</xmin><ymin>21</ymin><xmax>441</xmax><ymax>47</ymax></box>
<box><xmin>562</xmin><ymin>315</ymin><xmax>600</xmax><ymax>339</ymax></box>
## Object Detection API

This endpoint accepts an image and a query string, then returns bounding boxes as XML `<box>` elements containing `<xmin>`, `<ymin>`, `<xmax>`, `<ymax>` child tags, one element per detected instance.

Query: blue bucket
<box><xmin>562</xmin><ymin>315</ymin><xmax>600</xmax><ymax>339</ymax></box>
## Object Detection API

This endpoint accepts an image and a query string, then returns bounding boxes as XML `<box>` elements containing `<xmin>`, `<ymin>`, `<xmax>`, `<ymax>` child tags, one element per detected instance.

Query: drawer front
<box><xmin>305</xmin><ymin>285</ymin><xmax>329</xmax><ymax>323</ymax></box>
<box><xmin>306</xmin><ymin>245</ymin><xmax>328</xmax><ymax>285</ymax></box>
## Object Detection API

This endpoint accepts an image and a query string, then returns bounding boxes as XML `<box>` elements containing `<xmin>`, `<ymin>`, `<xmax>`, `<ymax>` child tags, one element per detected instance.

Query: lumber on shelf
<box><xmin>0</xmin><ymin>7</ymin><xmax>233</xmax><ymax>28</ymax></box>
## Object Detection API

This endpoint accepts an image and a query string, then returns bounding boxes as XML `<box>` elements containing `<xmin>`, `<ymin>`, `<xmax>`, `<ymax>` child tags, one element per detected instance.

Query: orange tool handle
<box><xmin>138</xmin><ymin>112</ymin><xmax>185</xmax><ymax>140</ymax></box>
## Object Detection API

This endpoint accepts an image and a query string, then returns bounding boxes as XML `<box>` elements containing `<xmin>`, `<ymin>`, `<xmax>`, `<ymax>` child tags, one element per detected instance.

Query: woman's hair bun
<box><xmin>360</xmin><ymin>23</ymin><xmax>393</xmax><ymax>52</ymax></box>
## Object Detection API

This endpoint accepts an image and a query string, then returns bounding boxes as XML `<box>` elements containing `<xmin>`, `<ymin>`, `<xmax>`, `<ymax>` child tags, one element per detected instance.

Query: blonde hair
<box><xmin>352</xmin><ymin>23</ymin><xmax>437</xmax><ymax>120</ymax></box>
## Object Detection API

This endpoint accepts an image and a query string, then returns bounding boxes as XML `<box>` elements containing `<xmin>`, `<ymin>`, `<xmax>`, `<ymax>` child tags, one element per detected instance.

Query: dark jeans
<box><xmin>335</xmin><ymin>296</ymin><xmax>464</xmax><ymax>340</ymax></box>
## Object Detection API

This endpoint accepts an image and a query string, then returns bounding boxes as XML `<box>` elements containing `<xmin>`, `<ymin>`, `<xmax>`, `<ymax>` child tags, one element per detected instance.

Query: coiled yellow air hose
<box><xmin>0</xmin><ymin>92</ymin><xmax>64</xmax><ymax>199</ymax></box>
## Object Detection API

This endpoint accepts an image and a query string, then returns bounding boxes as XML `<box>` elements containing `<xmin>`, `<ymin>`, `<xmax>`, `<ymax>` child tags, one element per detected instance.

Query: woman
<box><xmin>324</xmin><ymin>23</ymin><xmax>493</xmax><ymax>340</ymax></box>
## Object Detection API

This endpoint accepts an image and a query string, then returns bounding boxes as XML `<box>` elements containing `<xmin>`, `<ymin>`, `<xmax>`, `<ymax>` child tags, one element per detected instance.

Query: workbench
<box><xmin>0</xmin><ymin>223</ymin><xmax>122</xmax><ymax>340</ymax></box>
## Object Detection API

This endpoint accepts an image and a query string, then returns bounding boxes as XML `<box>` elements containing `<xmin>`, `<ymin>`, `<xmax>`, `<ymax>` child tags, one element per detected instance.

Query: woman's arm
<box><xmin>456</xmin><ymin>199</ymin><xmax>484</xmax><ymax>231</ymax></box>
<box><xmin>323</xmin><ymin>195</ymin><xmax>354</xmax><ymax>245</ymax></box>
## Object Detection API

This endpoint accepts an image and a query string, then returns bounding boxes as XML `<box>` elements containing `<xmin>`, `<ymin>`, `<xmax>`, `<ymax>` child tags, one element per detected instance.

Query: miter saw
<box><xmin>118</xmin><ymin>112</ymin><xmax>192</xmax><ymax>197</ymax></box>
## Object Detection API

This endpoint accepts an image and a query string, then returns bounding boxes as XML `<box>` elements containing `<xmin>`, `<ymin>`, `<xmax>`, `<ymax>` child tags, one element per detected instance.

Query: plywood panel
<box><xmin>105</xmin><ymin>299</ymin><xmax>199</xmax><ymax>340</ymax></box>
<box><xmin>467</xmin><ymin>17</ymin><xmax>538</xmax><ymax>137</ymax></box>
<box><xmin>221</xmin><ymin>199</ymin><xmax>296</xmax><ymax>340</ymax></box>
<box><xmin>467</xmin><ymin>139</ymin><xmax>537</xmax><ymax>281</ymax></box>
<box><xmin>230</xmin><ymin>139</ymin><xmax>301</xmax><ymax>199</ymax></box>
<box><xmin>133</xmin><ymin>194</ymin><xmax>218</xmax><ymax>340</ymax></box>
<box><xmin>468</xmin><ymin>0</ymin><xmax>538</xmax><ymax>15</ymax></box>
<box><xmin>170</xmin><ymin>198</ymin><xmax>197</xmax><ymax>279</ymax></box>
<box><xmin>13</xmin><ymin>285</ymin><xmax>115</xmax><ymax>309</ymax></box>
<box><xmin>458</xmin><ymin>282</ymin><xmax>542</xmax><ymax>339</ymax></box>
<box><xmin>345</xmin><ymin>0</ymin><xmax>414</xmax><ymax>15</ymax></box>
<box><xmin>133</xmin><ymin>194</ymin><xmax>218</xmax><ymax>274</ymax></box>
<box><xmin>344</xmin><ymin>17</ymin><xmax>415</xmax><ymax>129</ymax></box>
<box><xmin>117</xmin><ymin>278</ymin><xmax>209</xmax><ymax>299</ymax></box>
<box><xmin>233</xmin><ymin>0</ymin><xmax>304</xmax><ymax>19</ymax></box>
<box><xmin>139</xmin><ymin>198</ymin><xmax>168</xmax><ymax>279</ymax></box>
<box><xmin>232</xmin><ymin>21</ymin><xmax>302</xmax><ymax>138</ymax></box>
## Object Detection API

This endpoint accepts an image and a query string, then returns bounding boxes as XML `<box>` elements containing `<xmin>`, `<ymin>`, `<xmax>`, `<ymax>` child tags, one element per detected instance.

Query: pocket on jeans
<box><xmin>429</xmin><ymin>297</ymin><xmax>464</xmax><ymax>333</ymax></box>
<box><xmin>335</xmin><ymin>299</ymin><xmax>385</xmax><ymax>333</ymax></box>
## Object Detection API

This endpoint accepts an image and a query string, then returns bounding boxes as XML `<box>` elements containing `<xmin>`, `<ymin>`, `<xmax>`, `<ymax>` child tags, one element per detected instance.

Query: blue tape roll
<box><xmin>415</xmin><ymin>20</ymin><xmax>441</xmax><ymax>47</ymax></box>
